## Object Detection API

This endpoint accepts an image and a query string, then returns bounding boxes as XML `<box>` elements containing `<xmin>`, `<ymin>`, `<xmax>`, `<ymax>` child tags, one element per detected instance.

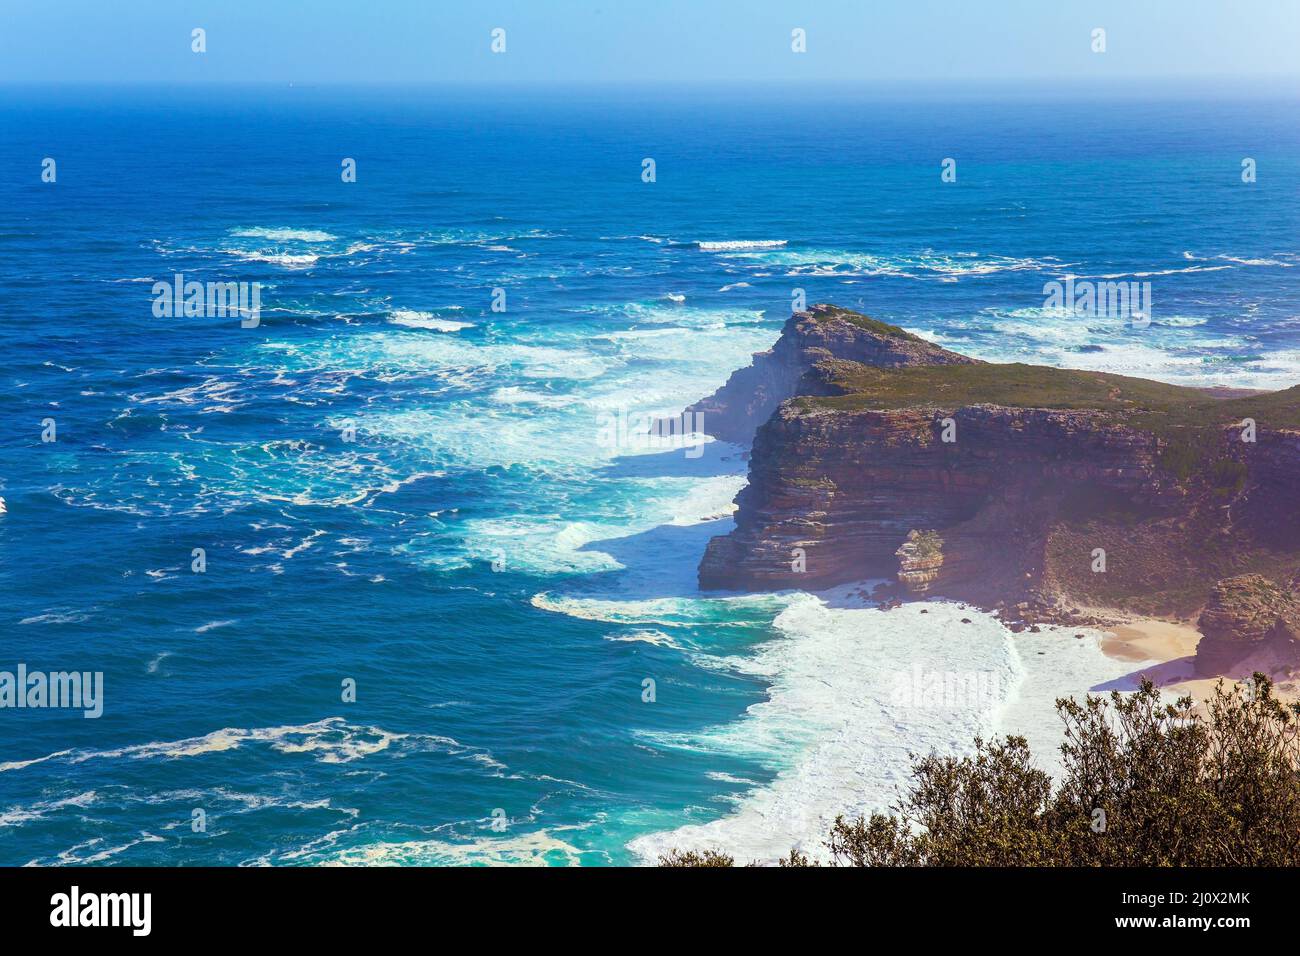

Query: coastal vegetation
<box><xmin>660</xmin><ymin>676</ymin><xmax>1300</xmax><ymax>866</ymax></box>
<box><xmin>805</xmin><ymin>358</ymin><xmax>1300</xmax><ymax>433</ymax></box>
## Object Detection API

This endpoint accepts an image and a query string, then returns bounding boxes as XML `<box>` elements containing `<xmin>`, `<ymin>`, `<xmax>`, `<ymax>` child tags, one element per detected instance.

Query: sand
<box><xmin>1098</xmin><ymin>614</ymin><xmax>1300</xmax><ymax>706</ymax></box>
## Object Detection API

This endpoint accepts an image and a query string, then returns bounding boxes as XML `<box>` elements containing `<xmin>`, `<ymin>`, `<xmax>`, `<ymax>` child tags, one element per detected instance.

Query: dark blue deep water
<box><xmin>1</xmin><ymin>86</ymin><xmax>1297</xmax><ymax>864</ymax></box>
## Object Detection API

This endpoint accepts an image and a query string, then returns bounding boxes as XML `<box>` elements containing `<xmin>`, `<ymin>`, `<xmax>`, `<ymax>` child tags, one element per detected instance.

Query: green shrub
<box><xmin>827</xmin><ymin>676</ymin><xmax>1300</xmax><ymax>866</ymax></box>
<box><xmin>662</xmin><ymin>676</ymin><xmax>1300</xmax><ymax>867</ymax></box>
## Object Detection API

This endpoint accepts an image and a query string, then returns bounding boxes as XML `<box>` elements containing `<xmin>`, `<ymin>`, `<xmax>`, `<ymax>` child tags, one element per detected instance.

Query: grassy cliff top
<box><xmin>805</xmin><ymin>304</ymin><xmax>931</xmax><ymax>342</ymax></box>
<box><xmin>799</xmin><ymin>361</ymin><xmax>1300</xmax><ymax>431</ymax></box>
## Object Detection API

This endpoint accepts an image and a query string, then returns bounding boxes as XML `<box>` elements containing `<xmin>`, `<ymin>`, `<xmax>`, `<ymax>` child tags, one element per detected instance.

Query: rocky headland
<box><xmin>689</xmin><ymin>304</ymin><xmax>1300</xmax><ymax>680</ymax></box>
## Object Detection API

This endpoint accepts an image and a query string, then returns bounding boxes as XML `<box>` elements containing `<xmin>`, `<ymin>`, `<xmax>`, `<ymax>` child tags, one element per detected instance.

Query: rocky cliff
<box><xmin>1195</xmin><ymin>574</ymin><xmax>1300</xmax><ymax>676</ymax></box>
<box><xmin>684</xmin><ymin>303</ymin><xmax>979</xmax><ymax>445</ymax></box>
<box><xmin>692</xmin><ymin>305</ymin><xmax>1300</xmax><ymax>634</ymax></box>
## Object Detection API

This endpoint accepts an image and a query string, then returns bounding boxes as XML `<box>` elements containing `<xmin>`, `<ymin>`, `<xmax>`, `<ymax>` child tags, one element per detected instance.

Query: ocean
<box><xmin>1</xmin><ymin>84</ymin><xmax>1297</xmax><ymax>865</ymax></box>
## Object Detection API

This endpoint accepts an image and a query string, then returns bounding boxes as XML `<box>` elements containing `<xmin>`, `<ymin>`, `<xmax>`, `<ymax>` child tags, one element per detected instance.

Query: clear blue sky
<box><xmin>3</xmin><ymin>0</ymin><xmax>1298</xmax><ymax>86</ymax></box>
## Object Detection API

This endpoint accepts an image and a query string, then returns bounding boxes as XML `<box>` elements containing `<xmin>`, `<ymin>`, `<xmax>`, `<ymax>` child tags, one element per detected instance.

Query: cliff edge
<box><xmin>685</xmin><ymin>303</ymin><xmax>979</xmax><ymax>445</ymax></box>
<box><xmin>690</xmin><ymin>305</ymin><xmax>1300</xmax><ymax>662</ymax></box>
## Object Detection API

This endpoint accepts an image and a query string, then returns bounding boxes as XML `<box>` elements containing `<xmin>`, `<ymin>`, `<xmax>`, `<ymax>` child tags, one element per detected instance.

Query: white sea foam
<box><xmin>698</xmin><ymin>240</ymin><xmax>787</xmax><ymax>251</ymax></box>
<box><xmin>0</xmin><ymin>718</ymin><xmax>479</xmax><ymax>773</ymax></box>
<box><xmin>0</xmin><ymin>791</ymin><xmax>98</xmax><ymax>828</ymax></box>
<box><xmin>533</xmin><ymin>590</ymin><xmax>787</xmax><ymax>628</ymax></box>
<box><xmin>230</xmin><ymin>227</ymin><xmax>338</xmax><ymax>243</ymax></box>
<box><xmin>261</xmin><ymin>312</ymin><xmax>774</xmax><ymax>574</ymax></box>
<box><xmin>716</xmin><ymin>246</ymin><xmax>1067</xmax><ymax>280</ymax></box>
<box><xmin>626</xmin><ymin>598</ymin><xmax>1019</xmax><ymax>862</ymax></box>
<box><xmin>0</xmin><ymin>750</ymin><xmax>73</xmax><ymax>774</ymax></box>
<box><xmin>266</xmin><ymin>333</ymin><xmax>611</xmax><ymax>384</ymax></box>
<box><xmin>707</xmin><ymin>771</ymin><xmax>760</xmax><ymax>786</ymax></box>
<box><xmin>224</xmin><ymin>250</ymin><xmax>320</xmax><ymax>268</ymax></box>
<box><xmin>996</xmin><ymin>626</ymin><xmax>1166</xmax><ymax>780</ymax></box>
<box><xmin>1085</xmin><ymin>265</ymin><xmax>1232</xmax><ymax>279</ymax></box>
<box><xmin>18</xmin><ymin>608</ymin><xmax>96</xmax><ymax>625</ymax></box>
<box><xmin>1152</xmin><ymin>316</ymin><xmax>1209</xmax><ymax>327</ymax></box>
<box><xmin>1215</xmin><ymin>255</ymin><xmax>1293</xmax><ymax>267</ymax></box>
<box><xmin>488</xmin><ymin>386</ymin><xmax>570</xmax><ymax>407</ymax></box>
<box><xmin>293</xmin><ymin>829</ymin><xmax>586</xmax><ymax>866</ymax></box>
<box><xmin>627</xmin><ymin>597</ymin><xmax>1153</xmax><ymax>864</ymax></box>
<box><xmin>388</xmin><ymin>309</ymin><xmax>473</xmax><ymax>332</ymax></box>
<box><xmin>55</xmin><ymin>833</ymin><xmax>166</xmax><ymax>865</ymax></box>
<box><xmin>576</xmin><ymin>302</ymin><xmax>769</xmax><ymax>329</ymax></box>
<box><xmin>930</xmin><ymin>304</ymin><xmax>1300</xmax><ymax>390</ymax></box>
<box><xmin>603</xmin><ymin>629</ymin><xmax>682</xmax><ymax>648</ymax></box>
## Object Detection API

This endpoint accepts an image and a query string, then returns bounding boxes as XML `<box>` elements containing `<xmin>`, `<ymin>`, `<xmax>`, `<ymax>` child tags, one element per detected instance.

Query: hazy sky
<box><xmin>3</xmin><ymin>0</ymin><xmax>1298</xmax><ymax>86</ymax></box>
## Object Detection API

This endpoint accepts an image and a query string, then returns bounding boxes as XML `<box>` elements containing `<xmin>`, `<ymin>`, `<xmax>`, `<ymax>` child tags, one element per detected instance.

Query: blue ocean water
<box><xmin>1</xmin><ymin>85</ymin><xmax>1297</xmax><ymax>865</ymax></box>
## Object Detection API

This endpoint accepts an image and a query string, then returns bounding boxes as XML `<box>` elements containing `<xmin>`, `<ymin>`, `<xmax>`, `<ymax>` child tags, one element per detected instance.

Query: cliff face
<box><xmin>699</xmin><ymin>401</ymin><xmax>1179</xmax><ymax>595</ymax></box>
<box><xmin>692</xmin><ymin>304</ymin><xmax>1300</xmax><ymax>629</ymax></box>
<box><xmin>1196</xmin><ymin>575</ymin><xmax>1300</xmax><ymax>676</ymax></box>
<box><xmin>685</xmin><ymin>303</ymin><xmax>979</xmax><ymax>445</ymax></box>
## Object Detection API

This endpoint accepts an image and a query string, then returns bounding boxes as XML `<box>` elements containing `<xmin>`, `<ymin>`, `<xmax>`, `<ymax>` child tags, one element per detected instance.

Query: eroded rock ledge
<box><xmin>691</xmin><ymin>304</ymin><xmax>1300</xmax><ymax>655</ymax></box>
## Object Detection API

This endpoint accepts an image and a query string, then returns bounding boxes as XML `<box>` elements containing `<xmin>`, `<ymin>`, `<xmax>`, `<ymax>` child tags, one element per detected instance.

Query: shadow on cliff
<box><xmin>595</xmin><ymin>437</ymin><xmax>748</xmax><ymax>481</ymax></box>
<box><xmin>559</xmin><ymin>441</ymin><xmax>892</xmax><ymax>605</ymax></box>
<box><xmin>569</xmin><ymin>520</ymin><xmax>888</xmax><ymax>606</ymax></box>
<box><xmin>538</xmin><ymin>441</ymin><xmax>753</xmax><ymax>602</ymax></box>
<box><xmin>571</xmin><ymin>519</ymin><xmax>735</xmax><ymax>602</ymax></box>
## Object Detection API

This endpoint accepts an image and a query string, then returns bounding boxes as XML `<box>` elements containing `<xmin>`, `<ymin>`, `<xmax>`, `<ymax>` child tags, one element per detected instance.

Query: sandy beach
<box><xmin>1098</xmin><ymin>615</ymin><xmax>1300</xmax><ymax>707</ymax></box>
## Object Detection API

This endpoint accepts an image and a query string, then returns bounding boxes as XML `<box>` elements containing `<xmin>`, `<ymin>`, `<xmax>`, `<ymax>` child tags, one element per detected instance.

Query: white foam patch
<box><xmin>532</xmin><ymin>591</ymin><xmax>789</xmax><ymax>628</ymax></box>
<box><xmin>388</xmin><ymin>310</ymin><xmax>474</xmax><ymax>332</ymax></box>
<box><xmin>996</xmin><ymin>626</ymin><xmax>1163</xmax><ymax>780</ymax></box>
<box><xmin>0</xmin><ymin>718</ymin><xmax>485</xmax><ymax>772</ymax></box>
<box><xmin>604</xmin><ymin>629</ymin><xmax>681</xmax><ymax>648</ymax></box>
<box><xmin>444</xmin><ymin>471</ymin><xmax>745</xmax><ymax>577</ymax></box>
<box><xmin>626</xmin><ymin>595</ymin><xmax>1173</xmax><ymax>865</ymax></box>
<box><xmin>0</xmin><ymin>791</ymin><xmax>98</xmax><ymax>828</ymax></box>
<box><xmin>223</xmin><ymin>250</ymin><xmax>320</xmax><ymax>268</ymax></box>
<box><xmin>264</xmin><ymin>332</ymin><xmax>611</xmax><ymax>383</ymax></box>
<box><xmin>230</xmin><ymin>227</ymin><xmax>337</xmax><ymax>243</ymax></box>
<box><xmin>576</xmin><ymin>302</ymin><xmax>769</xmax><ymax>330</ymax></box>
<box><xmin>716</xmin><ymin>247</ymin><xmax>1067</xmax><ymax>279</ymax></box>
<box><xmin>302</xmin><ymin>315</ymin><xmax>774</xmax><ymax>572</ymax></box>
<box><xmin>489</xmin><ymin>386</ymin><xmax>570</xmax><ymax>408</ymax></box>
<box><xmin>698</xmin><ymin>240</ymin><xmax>787</xmax><ymax>251</ymax></box>
<box><xmin>292</xmin><ymin>830</ymin><xmax>585</xmax><ymax>866</ymax></box>
<box><xmin>627</xmin><ymin>598</ymin><xmax>1023</xmax><ymax>863</ymax></box>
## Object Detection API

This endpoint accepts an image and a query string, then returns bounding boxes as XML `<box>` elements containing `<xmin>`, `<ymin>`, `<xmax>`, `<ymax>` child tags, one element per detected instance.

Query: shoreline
<box><xmin>1093</xmin><ymin>611</ymin><xmax>1300</xmax><ymax>707</ymax></box>
<box><xmin>622</xmin><ymin>588</ymin><xmax>1296</xmax><ymax>865</ymax></box>
<box><xmin>625</xmin><ymin>590</ymin><xmax>1224</xmax><ymax>864</ymax></box>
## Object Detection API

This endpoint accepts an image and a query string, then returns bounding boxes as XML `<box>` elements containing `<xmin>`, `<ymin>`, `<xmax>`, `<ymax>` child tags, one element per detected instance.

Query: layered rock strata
<box><xmin>690</xmin><ymin>305</ymin><xmax>1300</xmax><ymax>645</ymax></box>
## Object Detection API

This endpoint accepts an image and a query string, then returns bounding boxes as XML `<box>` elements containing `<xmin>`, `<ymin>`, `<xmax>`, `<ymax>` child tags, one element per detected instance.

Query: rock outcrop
<box><xmin>684</xmin><ymin>303</ymin><xmax>979</xmax><ymax>445</ymax></box>
<box><xmin>1195</xmin><ymin>574</ymin><xmax>1300</xmax><ymax>676</ymax></box>
<box><xmin>689</xmin><ymin>304</ymin><xmax>1300</xmax><ymax>621</ymax></box>
<box><xmin>895</xmin><ymin>530</ymin><xmax>946</xmax><ymax>595</ymax></box>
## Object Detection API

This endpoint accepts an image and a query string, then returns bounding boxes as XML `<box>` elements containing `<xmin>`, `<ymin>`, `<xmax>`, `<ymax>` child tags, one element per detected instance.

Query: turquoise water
<box><xmin>0</xmin><ymin>86</ymin><xmax>1297</xmax><ymax>864</ymax></box>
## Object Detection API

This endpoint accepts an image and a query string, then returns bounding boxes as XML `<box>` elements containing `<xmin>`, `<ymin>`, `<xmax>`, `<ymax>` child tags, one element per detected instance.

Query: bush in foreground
<box><xmin>660</xmin><ymin>675</ymin><xmax>1300</xmax><ymax>866</ymax></box>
